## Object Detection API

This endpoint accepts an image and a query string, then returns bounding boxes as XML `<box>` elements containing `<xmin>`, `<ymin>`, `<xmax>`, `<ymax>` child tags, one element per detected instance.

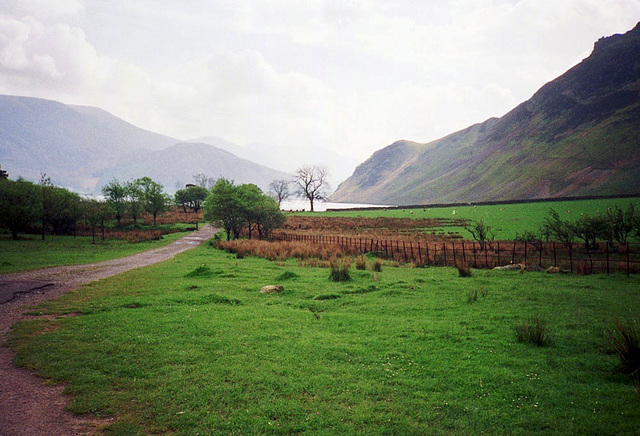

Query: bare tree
<box><xmin>269</xmin><ymin>179</ymin><xmax>290</xmax><ymax>207</ymax></box>
<box><xmin>193</xmin><ymin>173</ymin><xmax>215</xmax><ymax>189</ymax></box>
<box><xmin>293</xmin><ymin>165</ymin><xmax>330</xmax><ymax>212</ymax></box>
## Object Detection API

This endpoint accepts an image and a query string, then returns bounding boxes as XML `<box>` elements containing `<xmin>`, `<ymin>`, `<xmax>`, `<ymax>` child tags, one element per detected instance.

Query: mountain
<box><xmin>331</xmin><ymin>22</ymin><xmax>640</xmax><ymax>205</ymax></box>
<box><xmin>97</xmin><ymin>142</ymin><xmax>290</xmax><ymax>193</ymax></box>
<box><xmin>0</xmin><ymin>96</ymin><xmax>288</xmax><ymax>193</ymax></box>
<box><xmin>190</xmin><ymin>137</ymin><xmax>361</xmax><ymax>190</ymax></box>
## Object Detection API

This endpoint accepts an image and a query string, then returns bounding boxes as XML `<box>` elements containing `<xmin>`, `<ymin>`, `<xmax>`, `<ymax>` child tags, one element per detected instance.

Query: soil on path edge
<box><xmin>0</xmin><ymin>225</ymin><xmax>218</xmax><ymax>436</ymax></box>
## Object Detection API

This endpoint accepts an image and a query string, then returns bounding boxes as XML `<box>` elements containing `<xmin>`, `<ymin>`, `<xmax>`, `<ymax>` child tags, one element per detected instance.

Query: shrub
<box><xmin>355</xmin><ymin>255</ymin><xmax>367</xmax><ymax>270</ymax></box>
<box><xmin>609</xmin><ymin>318</ymin><xmax>640</xmax><ymax>379</ymax></box>
<box><xmin>467</xmin><ymin>288</ymin><xmax>478</xmax><ymax>303</ymax></box>
<box><xmin>329</xmin><ymin>257</ymin><xmax>351</xmax><ymax>282</ymax></box>
<box><xmin>456</xmin><ymin>261</ymin><xmax>473</xmax><ymax>277</ymax></box>
<box><xmin>515</xmin><ymin>315</ymin><xmax>551</xmax><ymax>346</ymax></box>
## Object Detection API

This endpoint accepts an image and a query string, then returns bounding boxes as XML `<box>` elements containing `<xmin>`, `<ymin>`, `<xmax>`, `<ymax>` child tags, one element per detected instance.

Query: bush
<box><xmin>372</xmin><ymin>259</ymin><xmax>383</xmax><ymax>272</ymax></box>
<box><xmin>515</xmin><ymin>315</ymin><xmax>551</xmax><ymax>346</ymax></box>
<box><xmin>609</xmin><ymin>318</ymin><xmax>640</xmax><ymax>380</ymax></box>
<box><xmin>329</xmin><ymin>257</ymin><xmax>351</xmax><ymax>282</ymax></box>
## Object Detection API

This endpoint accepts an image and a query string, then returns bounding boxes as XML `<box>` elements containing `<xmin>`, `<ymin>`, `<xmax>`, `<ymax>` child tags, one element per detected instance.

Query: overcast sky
<box><xmin>1</xmin><ymin>0</ymin><xmax>639</xmax><ymax>164</ymax></box>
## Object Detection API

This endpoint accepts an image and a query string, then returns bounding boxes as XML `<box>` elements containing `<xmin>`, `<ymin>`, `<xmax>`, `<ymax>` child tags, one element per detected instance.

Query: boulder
<box><xmin>260</xmin><ymin>284</ymin><xmax>284</xmax><ymax>294</ymax></box>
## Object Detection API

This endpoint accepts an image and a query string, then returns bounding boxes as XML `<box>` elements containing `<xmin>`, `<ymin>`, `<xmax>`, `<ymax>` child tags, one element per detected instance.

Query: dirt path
<box><xmin>0</xmin><ymin>225</ymin><xmax>218</xmax><ymax>435</ymax></box>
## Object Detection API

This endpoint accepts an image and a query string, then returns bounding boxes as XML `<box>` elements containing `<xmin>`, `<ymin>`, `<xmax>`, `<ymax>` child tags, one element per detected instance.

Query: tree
<box><xmin>193</xmin><ymin>173</ymin><xmax>215</xmax><ymax>189</ymax></box>
<box><xmin>269</xmin><ymin>179</ymin><xmax>290</xmax><ymax>207</ymax></box>
<box><xmin>606</xmin><ymin>204</ymin><xmax>638</xmax><ymax>245</ymax></box>
<box><xmin>293</xmin><ymin>165</ymin><xmax>329</xmax><ymax>212</ymax></box>
<box><xmin>574</xmin><ymin>214</ymin><xmax>609</xmax><ymax>249</ymax></box>
<box><xmin>0</xmin><ymin>179</ymin><xmax>40</xmax><ymax>239</ymax></box>
<box><xmin>465</xmin><ymin>218</ymin><xmax>495</xmax><ymax>250</ymax></box>
<box><xmin>102</xmin><ymin>179</ymin><xmax>127</xmax><ymax>225</ymax></box>
<box><xmin>136</xmin><ymin>177</ymin><xmax>169</xmax><ymax>226</ymax></box>
<box><xmin>45</xmin><ymin>186</ymin><xmax>82</xmax><ymax>235</ymax></box>
<box><xmin>175</xmin><ymin>185</ymin><xmax>208</xmax><ymax>214</ymax></box>
<box><xmin>82</xmin><ymin>198</ymin><xmax>108</xmax><ymax>244</ymax></box>
<box><xmin>253</xmin><ymin>195</ymin><xmax>285</xmax><ymax>239</ymax></box>
<box><xmin>542</xmin><ymin>209</ymin><xmax>576</xmax><ymax>247</ymax></box>
<box><xmin>0</xmin><ymin>165</ymin><xmax>8</xmax><ymax>180</ymax></box>
<box><xmin>203</xmin><ymin>178</ymin><xmax>244</xmax><ymax>240</ymax></box>
<box><xmin>238</xmin><ymin>183</ymin><xmax>264</xmax><ymax>238</ymax></box>
<box><xmin>125</xmin><ymin>180</ymin><xmax>144</xmax><ymax>224</ymax></box>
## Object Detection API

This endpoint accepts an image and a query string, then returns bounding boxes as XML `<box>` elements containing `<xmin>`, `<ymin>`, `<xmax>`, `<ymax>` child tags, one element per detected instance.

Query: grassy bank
<box><xmin>310</xmin><ymin>197</ymin><xmax>640</xmax><ymax>240</ymax></box>
<box><xmin>8</xmin><ymin>244</ymin><xmax>640</xmax><ymax>434</ymax></box>
<box><xmin>0</xmin><ymin>232</ymin><xmax>186</xmax><ymax>274</ymax></box>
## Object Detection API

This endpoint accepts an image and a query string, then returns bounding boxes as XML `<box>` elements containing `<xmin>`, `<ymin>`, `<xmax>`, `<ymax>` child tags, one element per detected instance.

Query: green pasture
<box><xmin>8</xmin><ymin>244</ymin><xmax>640</xmax><ymax>434</ymax></box>
<box><xmin>311</xmin><ymin>197</ymin><xmax>640</xmax><ymax>240</ymax></box>
<box><xmin>0</xmin><ymin>232</ymin><xmax>186</xmax><ymax>274</ymax></box>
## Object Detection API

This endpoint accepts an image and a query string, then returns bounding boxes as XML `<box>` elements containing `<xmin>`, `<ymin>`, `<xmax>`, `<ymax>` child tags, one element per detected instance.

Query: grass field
<box><xmin>8</xmin><ymin>243</ymin><xmax>640</xmax><ymax>434</ymax></box>
<box><xmin>309</xmin><ymin>197</ymin><xmax>640</xmax><ymax>240</ymax></box>
<box><xmin>0</xmin><ymin>232</ymin><xmax>187</xmax><ymax>274</ymax></box>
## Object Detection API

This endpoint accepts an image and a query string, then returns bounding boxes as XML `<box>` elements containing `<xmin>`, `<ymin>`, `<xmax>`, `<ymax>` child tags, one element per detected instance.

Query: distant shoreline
<box><xmin>326</xmin><ymin>193</ymin><xmax>640</xmax><ymax>212</ymax></box>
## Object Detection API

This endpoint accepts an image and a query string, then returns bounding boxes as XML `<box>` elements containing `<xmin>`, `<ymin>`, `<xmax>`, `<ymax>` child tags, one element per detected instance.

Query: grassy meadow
<box><xmin>8</xmin><ymin>242</ymin><xmax>640</xmax><ymax>434</ymax></box>
<box><xmin>0</xmin><ymin>232</ymin><xmax>186</xmax><ymax>274</ymax></box>
<box><xmin>311</xmin><ymin>197</ymin><xmax>640</xmax><ymax>240</ymax></box>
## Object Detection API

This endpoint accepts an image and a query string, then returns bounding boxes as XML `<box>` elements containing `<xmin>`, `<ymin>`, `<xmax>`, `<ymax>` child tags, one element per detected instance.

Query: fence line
<box><xmin>273</xmin><ymin>233</ymin><xmax>640</xmax><ymax>275</ymax></box>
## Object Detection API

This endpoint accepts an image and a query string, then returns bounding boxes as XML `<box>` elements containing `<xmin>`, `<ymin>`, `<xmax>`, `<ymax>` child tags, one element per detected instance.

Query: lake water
<box><xmin>280</xmin><ymin>199</ymin><xmax>389</xmax><ymax>212</ymax></box>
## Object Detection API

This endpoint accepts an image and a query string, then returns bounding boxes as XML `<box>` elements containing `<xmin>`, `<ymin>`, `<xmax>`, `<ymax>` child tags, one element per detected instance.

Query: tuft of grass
<box><xmin>355</xmin><ymin>255</ymin><xmax>367</xmax><ymax>270</ymax></box>
<box><xmin>609</xmin><ymin>318</ymin><xmax>640</xmax><ymax>380</ymax></box>
<box><xmin>329</xmin><ymin>257</ymin><xmax>351</xmax><ymax>282</ymax></box>
<box><xmin>456</xmin><ymin>261</ymin><xmax>473</xmax><ymax>277</ymax></box>
<box><xmin>314</xmin><ymin>294</ymin><xmax>341</xmax><ymax>301</ymax></box>
<box><xmin>276</xmin><ymin>271</ymin><xmax>299</xmax><ymax>281</ymax></box>
<box><xmin>515</xmin><ymin>315</ymin><xmax>551</xmax><ymax>346</ymax></box>
<box><xmin>184</xmin><ymin>265</ymin><xmax>214</xmax><ymax>277</ymax></box>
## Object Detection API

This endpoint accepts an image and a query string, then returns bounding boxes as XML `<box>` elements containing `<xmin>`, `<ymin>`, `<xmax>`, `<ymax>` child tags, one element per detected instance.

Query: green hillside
<box><xmin>331</xmin><ymin>23</ymin><xmax>640</xmax><ymax>206</ymax></box>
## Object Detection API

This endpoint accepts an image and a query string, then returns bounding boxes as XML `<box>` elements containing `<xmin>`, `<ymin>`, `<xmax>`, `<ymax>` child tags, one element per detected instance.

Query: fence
<box><xmin>273</xmin><ymin>233</ymin><xmax>640</xmax><ymax>275</ymax></box>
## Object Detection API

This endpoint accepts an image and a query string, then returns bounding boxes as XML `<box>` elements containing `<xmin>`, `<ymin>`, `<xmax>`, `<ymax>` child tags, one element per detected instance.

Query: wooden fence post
<box><xmin>606</xmin><ymin>242</ymin><xmax>610</xmax><ymax>275</ymax></box>
<box><xmin>627</xmin><ymin>242</ymin><xmax>630</xmax><ymax>277</ymax></box>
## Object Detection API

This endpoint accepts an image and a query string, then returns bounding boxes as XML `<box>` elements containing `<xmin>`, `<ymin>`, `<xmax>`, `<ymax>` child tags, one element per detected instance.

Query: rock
<box><xmin>260</xmin><ymin>285</ymin><xmax>284</xmax><ymax>294</ymax></box>
<box><xmin>546</xmin><ymin>266</ymin><xmax>568</xmax><ymax>274</ymax></box>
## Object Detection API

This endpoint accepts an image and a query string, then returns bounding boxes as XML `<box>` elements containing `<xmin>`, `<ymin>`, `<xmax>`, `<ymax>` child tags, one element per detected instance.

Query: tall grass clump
<box><xmin>372</xmin><ymin>258</ymin><xmax>383</xmax><ymax>272</ymax></box>
<box><xmin>329</xmin><ymin>257</ymin><xmax>351</xmax><ymax>282</ymax></box>
<box><xmin>609</xmin><ymin>318</ymin><xmax>640</xmax><ymax>390</ymax></box>
<box><xmin>515</xmin><ymin>315</ymin><xmax>551</xmax><ymax>346</ymax></box>
<box><xmin>355</xmin><ymin>255</ymin><xmax>367</xmax><ymax>270</ymax></box>
<box><xmin>456</xmin><ymin>261</ymin><xmax>473</xmax><ymax>277</ymax></box>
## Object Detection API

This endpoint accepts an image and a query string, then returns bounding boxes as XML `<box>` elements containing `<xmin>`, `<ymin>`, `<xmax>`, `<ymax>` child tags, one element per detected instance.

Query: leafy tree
<box><xmin>606</xmin><ymin>204</ymin><xmax>638</xmax><ymax>245</ymax></box>
<box><xmin>125</xmin><ymin>180</ymin><xmax>144</xmax><ymax>224</ymax></box>
<box><xmin>238</xmin><ymin>183</ymin><xmax>264</xmax><ymax>238</ymax></box>
<box><xmin>293</xmin><ymin>165</ymin><xmax>329</xmax><ymax>212</ymax></box>
<box><xmin>82</xmin><ymin>198</ymin><xmax>108</xmax><ymax>244</ymax></box>
<box><xmin>175</xmin><ymin>185</ymin><xmax>208</xmax><ymax>214</ymax></box>
<box><xmin>203</xmin><ymin>179</ymin><xmax>285</xmax><ymax>240</ymax></box>
<box><xmin>574</xmin><ymin>214</ymin><xmax>609</xmax><ymax>249</ymax></box>
<box><xmin>542</xmin><ymin>209</ymin><xmax>576</xmax><ymax>247</ymax></box>
<box><xmin>252</xmin><ymin>195</ymin><xmax>285</xmax><ymax>239</ymax></box>
<box><xmin>0</xmin><ymin>165</ymin><xmax>8</xmax><ymax>180</ymax></box>
<box><xmin>136</xmin><ymin>177</ymin><xmax>169</xmax><ymax>226</ymax></box>
<box><xmin>269</xmin><ymin>179</ymin><xmax>290</xmax><ymax>207</ymax></box>
<box><xmin>102</xmin><ymin>179</ymin><xmax>127</xmax><ymax>225</ymax></box>
<box><xmin>465</xmin><ymin>218</ymin><xmax>495</xmax><ymax>250</ymax></box>
<box><xmin>45</xmin><ymin>186</ymin><xmax>82</xmax><ymax>235</ymax></box>
<box><xmin>0</xmin><ymin>179</ymin><xmax>40</xmax><ymax>239</ymax></box>
<box><xmin>203</xmin><ymin>178</ymin><xmax>244</xmax><ymax>240</ymax></box>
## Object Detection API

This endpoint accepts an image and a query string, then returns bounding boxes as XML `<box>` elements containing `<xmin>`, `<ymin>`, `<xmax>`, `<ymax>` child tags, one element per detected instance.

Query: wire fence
<box><xmin>274</xmin><ymin>233</ymin><xmax>640</xmax><ymax>275</ymax></box>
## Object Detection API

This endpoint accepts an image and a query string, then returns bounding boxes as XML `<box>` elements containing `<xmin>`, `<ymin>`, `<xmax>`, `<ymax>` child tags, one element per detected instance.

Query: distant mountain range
<box><xmin>331</xmin><ymin>22</ymin><xmax>640</xmax><ymax>205</ymax></box>
<box><xmin>0</xmin><ymin>96</ymin><xmax>288</xmax><ymax>193</ymax></box>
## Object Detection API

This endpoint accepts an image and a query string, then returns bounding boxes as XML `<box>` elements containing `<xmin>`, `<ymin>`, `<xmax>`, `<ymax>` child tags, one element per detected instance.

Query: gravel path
<box><xmin>0</xmin><ymin>225</ymin><xmax>218</xmax><ymax>435</ymax></box>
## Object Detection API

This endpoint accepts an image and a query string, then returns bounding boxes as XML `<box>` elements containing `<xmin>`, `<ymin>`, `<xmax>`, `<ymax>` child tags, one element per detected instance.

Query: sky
<box><xmin>1</xmin><ymin>0</ymin><xmax>639</xmax><ymax>167</ymax></box>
